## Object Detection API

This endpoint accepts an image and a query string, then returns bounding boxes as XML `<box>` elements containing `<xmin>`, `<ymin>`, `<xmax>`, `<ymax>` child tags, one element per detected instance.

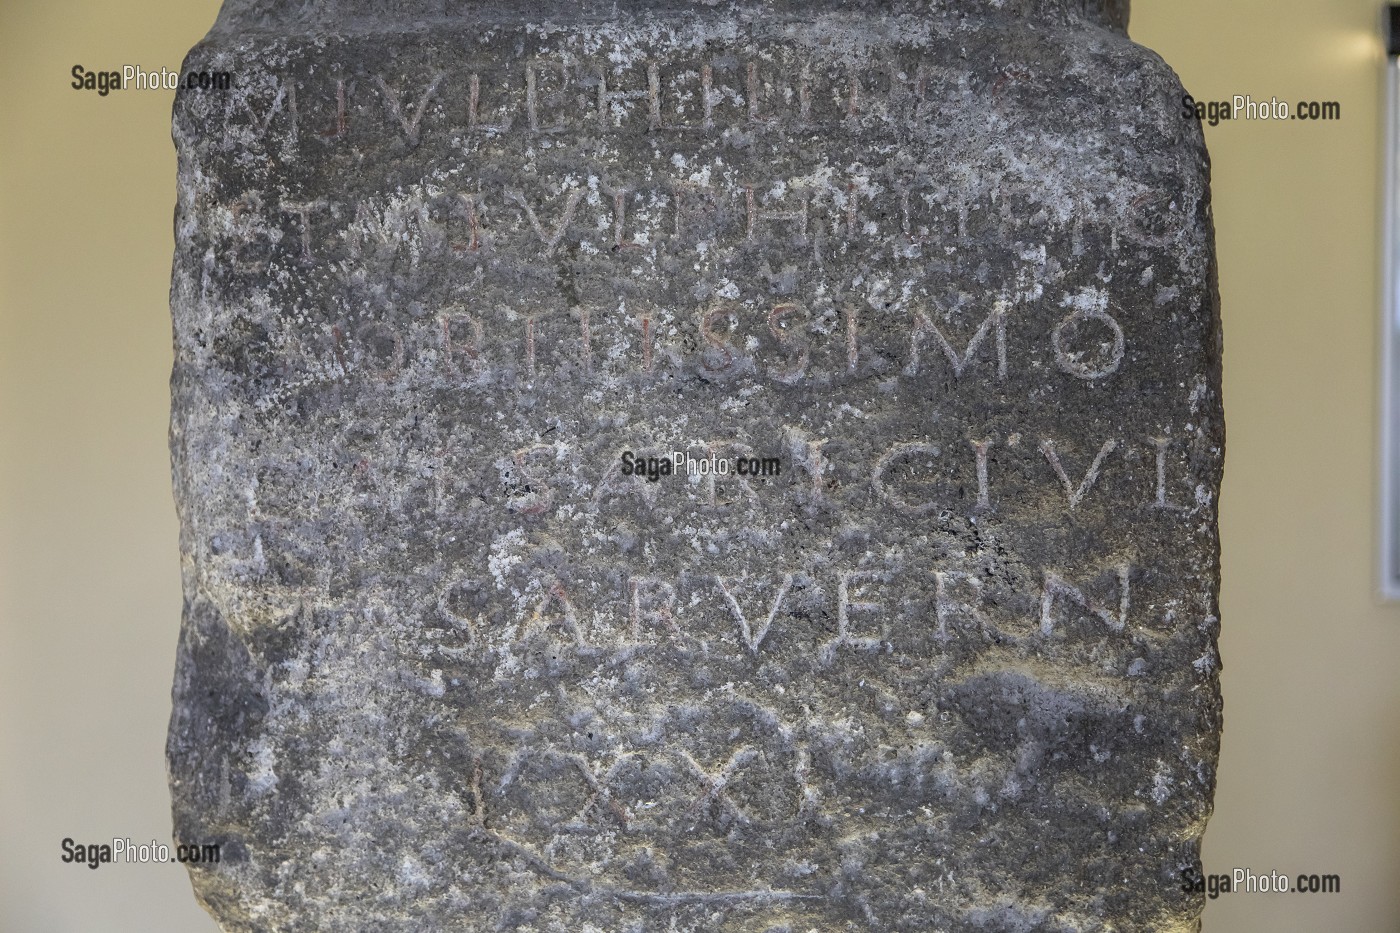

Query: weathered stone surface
<box><xmin>167</xmin><ymin>1</ymin><xmax>1223</xmax><ymax>930</ymax></box>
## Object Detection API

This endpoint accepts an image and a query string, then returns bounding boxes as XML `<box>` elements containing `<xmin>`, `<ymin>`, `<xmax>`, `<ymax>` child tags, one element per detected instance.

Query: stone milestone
<box><xmin>166</xmin><ymin>1</ymin><xmax>1224</xmax><ymax>930</ymax></box>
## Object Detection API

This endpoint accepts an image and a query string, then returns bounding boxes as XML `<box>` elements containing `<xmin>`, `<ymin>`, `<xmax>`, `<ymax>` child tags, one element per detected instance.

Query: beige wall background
<box><xmin>0</xmin><ymin>0</ymin><xmax>1394</xmax><ymax>930</ymax></box>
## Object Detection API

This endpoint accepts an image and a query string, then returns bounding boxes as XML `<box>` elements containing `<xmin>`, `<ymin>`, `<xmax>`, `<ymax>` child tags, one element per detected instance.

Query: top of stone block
<box><xmin>207</xmin><ymin>0</ymin><xmax>1130</xmax><ymax>38</ymax></box>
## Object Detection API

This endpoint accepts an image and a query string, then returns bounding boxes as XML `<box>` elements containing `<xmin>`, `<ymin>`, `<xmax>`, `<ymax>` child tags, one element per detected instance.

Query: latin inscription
<box><xmin>223</xmin><ymin>56</ymin><xmax>972</xmax><ymax>145</ymax></box>
<box><xmin>171</xmin><ymin>23</ymin><xmax>1223</xmax><ymax>929</ymax></box>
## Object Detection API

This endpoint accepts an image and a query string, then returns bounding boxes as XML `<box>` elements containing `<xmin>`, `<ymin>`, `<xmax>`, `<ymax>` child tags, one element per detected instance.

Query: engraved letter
<box><xmin>526</xmin><ymin>61</ymin><xmax>569</xmax><ymax>133</ymax></box>
<box><xmin>436</xmin><ymin>581</ymin><xmax>482</xmax><ymax>650</ymax></box>
<box><xmin>609</xmin><ymin>189</ymin><xmax>644</xmax><ymax>251</ymax></box>
<box><xmin>699</xmin><ymin>305</ymin><xmax>743</xmax><ymax>378</ymax></box>
<box><xmin>747</xmin><ymin>61</ymin><xmax>770</xmax><ymax>124</ymax></box>
<box><xmin>524</xmin><ymin>579</ymin><xmax>589</xmax><ymax>647</ymax></box>
<box><xmin>715</xmin><ymin>574</ymin><xmax>793</xmax><ymax>654</ymax></box>
<box><xmin>354</xmin><ymin>321</ymin><xmax>405</xmax><ymax>380</ymax></box>
<box><xmin>509</xmin><ymin>187</ymin><xmax>583</xmax><ymax>255</ymax></box>
<box><xmin>1149</xmin><ymin>436</ymin><xmax>1186</xmax><ymax>510</ymax></box>
<box><xmin>440</xmin><ymin>310</ymin><xmax>486</xmax><ymax>381</ymax></box>
<box><xmin>820</xmin><ymin>569</ymin><xmax>885</xmax><ymax>663</ymax></box>
<box><xmin>1040</xmin><ymin>564</ymin><xmax>1132</xmax><ymax>634</ymax></box>
<box><xmin>971</xmin><ymin>438</ymin><xmax>993</xmax><ymax>510</ymax></box>
<box><xmin>242</xmin><ymin>79</ymin><xmax>298</xmax><ymax>142</ymax></box>
<box><xmin>872</xmin><ymin>442</ymin><xmax>942</xmax><ymax>515</ymax></box>
<box><xmin>630</xmin><ymin>576</ymin><xmax>681</xmax><ymax>640</ymax></box>
<box><xmin>467</xmin><ymin>74</ymin><xmax>514</xmax><ymax>133</ymax></box>
<box><xmin>598</xmin><ymin>63</ymin><xmax>661</xmax><ymax>130</ymax></box>
<box><xmin>906</xmin><ymin>303</ymin><xmax>1008</xmax><ymax>379</ymax></box>
<box><xmin>320</xmin><ymin>78</ymin><xmax>346</xmax><ymax>138</ymax></box>
<box><xmin>934</xmin><ymin>570</ymin><xmax>988</xmax><ymax>641</ymax></box>
<box><xmin>745</xmin><ymin>185</ymin><xmax>809</xmax><ymax>242</ymax></box>
<box><xmin>373</xmin><ymin>73</ymin><xmax>443</xmax><ymax>147</ymax></box>
<box><xmin>453</xmin><ymin>192</ymin><xmax>485</xmax><ymax>252</ymax></box>
<box><xmin>508</xmin><ymin>444</ymin><xmax>557</xmax><ymax>516</ymax></box>
<box><xmin>1053</xmin><ymin>300</ymin><xmax>1125</xmax><ymax>380</ymax></box>
<box><xmin>846</xmin><ymin>304</ymin><xmax>861</xmax><ymax>374</ymax></box>
<box><xmin>1039</xmin><ymin>438</ymin><xmax>1117</xmax><ymax>510</ymax></box>
<box><xmin>767</xmin><ymin>303</ymin><xmax>810</xmax><ymax>384</ymax></box>
<box><xmin>785</xmin><ymin>428</ymin><xmax>829</xmax><ymax>502</ymax></box>
<box><xmin>280</xmin><ymin>199</ymin><xmax>331</xmax><ymax>263</ymax></box>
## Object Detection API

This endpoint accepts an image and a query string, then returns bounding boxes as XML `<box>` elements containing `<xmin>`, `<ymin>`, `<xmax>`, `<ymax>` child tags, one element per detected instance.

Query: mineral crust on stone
<box><xmin>167</xmin><ymin>1</ymin><xmax>1224</xmax><ymax>930</ymax></box>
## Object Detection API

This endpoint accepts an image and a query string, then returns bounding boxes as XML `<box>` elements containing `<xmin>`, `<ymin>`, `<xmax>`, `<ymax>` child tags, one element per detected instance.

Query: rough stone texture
<box><xmin>167</xmin><ymin>1</ymin><xmax>1223</xmax><ymax>930</ymax></box>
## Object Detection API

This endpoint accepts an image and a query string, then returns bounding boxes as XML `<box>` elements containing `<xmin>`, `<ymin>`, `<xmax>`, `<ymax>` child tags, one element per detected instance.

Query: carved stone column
<box><xmin>167</xmin><ymin>1</ymin><xmax>1222</xmax><ymax>929</ymax></box>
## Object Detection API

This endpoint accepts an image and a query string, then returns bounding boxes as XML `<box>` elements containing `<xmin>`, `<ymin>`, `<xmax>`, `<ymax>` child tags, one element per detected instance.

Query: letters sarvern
<box><xmin>439</xmin><ymin>561</ymin><xmax>1141</xmax><ymax>661</ymax></box>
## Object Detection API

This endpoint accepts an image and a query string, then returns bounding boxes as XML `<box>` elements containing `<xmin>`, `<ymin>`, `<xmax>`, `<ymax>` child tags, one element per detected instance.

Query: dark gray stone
<box><xmin>167</xmin><ymin>2</ymin><xmax>1223</xmax><ymax>930</ymax></box>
